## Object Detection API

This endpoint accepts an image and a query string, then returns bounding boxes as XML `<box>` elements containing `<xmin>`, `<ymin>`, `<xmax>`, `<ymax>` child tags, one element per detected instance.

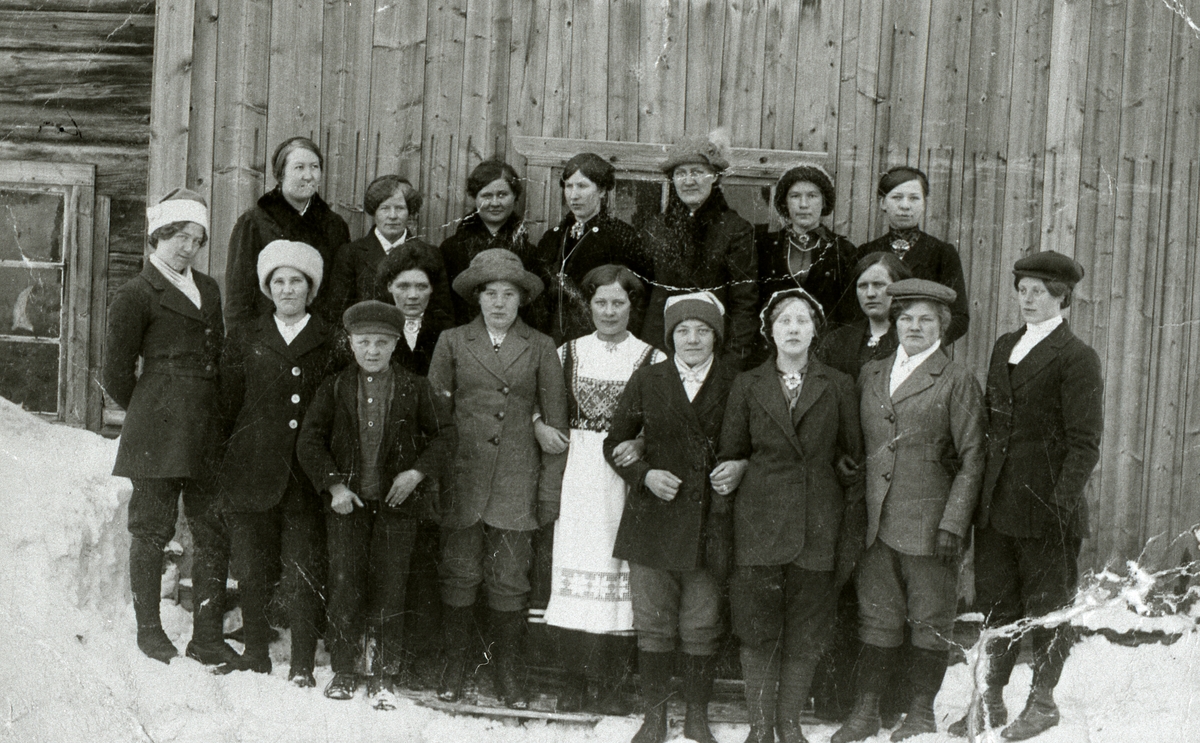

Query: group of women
<box><xmin>105</xmin><ymin>129</ymin><xmax>1096</xmax><ymax>743</ymax></box>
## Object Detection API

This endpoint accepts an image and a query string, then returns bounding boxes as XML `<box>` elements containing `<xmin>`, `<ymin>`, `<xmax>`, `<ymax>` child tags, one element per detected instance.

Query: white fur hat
<box><xmin>146</xmin><ymin>188</ymin><xmax>209</xmax><ymax>236</ymax></box>
<box><xmin>257</xmin><ymin>240</ymin><xmax>324</xmax><ymax>302</ymax></box>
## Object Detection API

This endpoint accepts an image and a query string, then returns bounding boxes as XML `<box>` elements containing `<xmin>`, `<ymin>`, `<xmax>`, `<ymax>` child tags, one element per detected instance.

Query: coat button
<box><xmin>496</xmin><ymin>411</ymin><xmax>505</xmax><ymax>420</ymax></box>
<box><xmin>501</xmin><ymin>386</ymin><xmax>510</xmax><ymax>395</ymax></box>
<box><xmin>882</xmin><ymin>472</ymin><xmax>891</xmax><ymax>481</ymax></box>
<box><xmin>368</xmin><ymin>421</ymin><xmax>374</xmax><ymax>427</ymax></box>
<box><xmin>887</xmin><ymin>443</ymin><xmax>896</xmax><ymax>452</ymax></box>
<box><xmin>289</xmin><ymin>419</ymin><xmax>298</xmax><ymax>429</ymax></box>
<box><xmin>886</xmin><ymin>413</ymin><xmax>895</xmax><ymax>422</ymax></box>
<box><xmin>291</xmin><ymin>394</ymin><xmax>301</xmax><ymax>404</ymax></box>
<box><xmin>292</xmin><ymin>367</ymin><xmax>301</xmax><ymax>376</ymax></box>
<box><xmin>205</xmin><ymin>364</ymin><xmax>214</xmax><ymax>372</ymax></box>
<box><xmin>489</xmin><ymin>436</ymin><xmax>501</xmax><ymax>445</ymax></box>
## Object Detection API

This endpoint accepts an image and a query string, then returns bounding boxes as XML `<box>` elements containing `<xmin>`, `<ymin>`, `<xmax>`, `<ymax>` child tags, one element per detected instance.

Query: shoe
<box><xmin>890</xmin><ymin>647</ymin><xmax>946</xmax><ymax>741</ymax></box>
<box><xmin>324</xmin><ymin>672</ymin><xmax>358</xmax><ymax>701</ymax></box>
<box><xmin>136</xmin><ymin>626</ymin><xmax>178</xmax><ymax>664</ymax></box>
<box><xmin>631</xmin><ymin>650</ymin><xmax>673</xmax><ymax>743</ymax></box>
<box><xmin>368</xmin><ymin>675</ymin><xmax>398</xmax><ymax>710</ymax></box>
<box><xmin>948</xmin><ymin>685</ymin><xmax>1007</xmax><ymax>737</ymax></box>
<box><xmin>831</xmin><ymin>644</ymin><xmax>897</xmax><ymax>743</ymax></box>
<box><xmin>288</xmin><ymin>669</ymin><xmax>317</xmax><ymax>688</ymax></box>
<box><xmin>1002</xmin><ymin>686</ymin><xmax>1059</xmax><ymax>741</ymax></box>
<box><xmin>216</xmin><ymin>653</ymin><xmax>271</xmax><ymax>676</ymax></box>
<box><xmin>186</xmin><ymin>639</ymin><xmax>241</xmax><ymax>667</ymax></box>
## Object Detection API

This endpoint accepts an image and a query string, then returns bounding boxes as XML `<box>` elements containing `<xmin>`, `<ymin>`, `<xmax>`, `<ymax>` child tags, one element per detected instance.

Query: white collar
<box><xmin>895</xmin><ymin>339</ymin><xmax>941</xmax><ymax>370</ymax></box>
<box><xmin>1024</xmin><ymin>314</ymin><xmax>1063</xmax><ymax>337</ymax></box>
<box><xmin>273</xmin><ymin>313</ymin><xmax>311</xmax><ymax>344</ymax></box>
<box><xmin>674</xmin><ymin>353</ymin><xmax>714</xmax><ymax>381</ymax></box>
<box><xmin>375</xmin><ymin>228</ymin><xmax>408</xmax><ymax>252</ymax></box>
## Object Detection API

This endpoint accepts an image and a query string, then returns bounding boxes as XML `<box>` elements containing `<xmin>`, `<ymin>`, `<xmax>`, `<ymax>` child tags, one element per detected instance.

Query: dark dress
<box><xmin>325</xmin><ymin>232</ymin><xmax>454</xmax><ymax>325</ymax></box>
<box><xmin>440</xmin><ymin>213</ymin><xmax>534</xmax><ymax>325</ymax></box>
<box><xmin>857</xmin><ymin>229</ymin><xmax>969</xmax><ymax>344</ymax></box>
<box><xmin>815</xmin><ymin>320</ymin><xmax>900</xmax><ymax>382</ymax></box>
<box><xmin>225</xmin><ymin>188</ymin><xmax>351</xmax><ymax>329</ymax></box>
<box><xmin>527</xmin><ymin>207</ymin><xmax>654</xmax><ymax>345</ymax></box>
<box><xmin>756</xmin><ymin>225</ymin><xmax>859</xmax><ymax>327</ymax></box>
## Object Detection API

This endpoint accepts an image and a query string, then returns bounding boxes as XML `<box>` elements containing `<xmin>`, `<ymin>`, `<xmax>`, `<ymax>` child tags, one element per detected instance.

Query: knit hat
<box><xmin>759</xmin><ymin>288</ymin><xmax>826</xmax><ymax>344</ymax></box>
<box><xmin>146</xmin><ymin>188</ymin><xmax>209</xmax><ymax>235</ymax></box>
<box><xmin>257</xmin><ymin>240</ymin><xmax>324</xmax><ymax>303</ymax></box>
<box><xmin>886</xmin><ymin>278</ymin><xmax>956</xmax><ymax>307</ymax></box>
<box><xmin>450</xmin><ymin>248</ymin><xmax>544</xmax><ymax>304</ymax></box>
<box><xmin>660</xmin><ymin>128</ymin><xmax>732</xmax><ymax>175</ymax></box>
<box><xmin>774</xmin><ymin>165</ymin><xmax>836</xmax><ymax>218</ymax></box>
<box><xmin>877</xmin><ymin>166</ymin><xmax>929</xmax><ymax>199</ymax></box>
<box><xmin>343</xmin><ymin>299</ymin><xmax>405</xmax><ymax>337</ymax></box>
<box><xmin>663</xmin><ymin>291</ymin><xmax>725</xmax><ymax>351</ymax></box>
<box><xmin>1012</xmin><ymin>250</ymin><xmax>1085</xmax><ymax>286</ymax></box>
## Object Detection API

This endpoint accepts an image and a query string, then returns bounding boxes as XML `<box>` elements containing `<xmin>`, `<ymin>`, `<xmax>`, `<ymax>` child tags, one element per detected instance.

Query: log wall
<box><xmin>145</xmin><ymin>0</ymin><xmax>1200</xmax><ymax>572</ymax></box>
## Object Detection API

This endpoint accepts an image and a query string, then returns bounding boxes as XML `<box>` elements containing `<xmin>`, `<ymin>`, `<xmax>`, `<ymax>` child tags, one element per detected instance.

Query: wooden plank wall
<box><xmin>155</xmin><ymin>0</ymin><xmax>1200</xmax><ymax>573</ymax></box>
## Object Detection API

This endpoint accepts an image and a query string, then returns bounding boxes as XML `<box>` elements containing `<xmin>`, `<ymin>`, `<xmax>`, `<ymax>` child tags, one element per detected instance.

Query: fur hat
<box><xmin>450</xmin><ymin>248</ymin><xmax>543</xmax><ymax>304</ymax></box>
<box><xmin>257</xmin><ymin>240</ymin><xmax>324</xmax><ymax>303</ymax></box>
<box><xmin>343</xmin><ymin>299</ymin><xmax>405</xmax><ymax>337</ymax></box>
<box><xmin>660</xmin><ymin>128</ymin><xmax>733</xmax><ymax>175</ymax></box>
<box><xmin>146</xmin><ymin>188</ymin><xmax>209</xmax><ymax>235</ymax></box>
<box><xmin>663</xmin><ymin>291</ymin><xmax>725</xmax><ymax>351</ymax></box>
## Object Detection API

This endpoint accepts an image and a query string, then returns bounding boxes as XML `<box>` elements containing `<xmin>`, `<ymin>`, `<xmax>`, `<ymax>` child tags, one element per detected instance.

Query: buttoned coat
<box><xmin>217</xmin><ymin>313</ymin><xmax>343</xmax><ymax>512</ymax></box>
<box><xmin>426</xmin><ymin>316</ymin><xmax>569</xmax><ymax>531</ymax></box>
<box><xmin>716</xmin><ymin>359</ymin><xmax>865</xmax><ymax>568</ymax></box>
<box><xmin>296</xmin><ymin>363</ymin><xmax>453</xmax><ymax>519</ymax></box>
<box><xmin>324</xmin><ymin>233</ymin><xmax>454</xmax><ymax>325</ymax></box>
<box><xmin>104</xmin><ymin>264</ymin><xmax>224</xmax><ymax>480</ymax></box>
<box><xmin>976</xmin><ymin>321</ymin><xmax>1103</xmax><ymax>540</ymax></box>
<box><xmin>605</xmin><ymin>357</ymin><xmax>739</xmax><ymax>572</ymax></box>
<box><xmin>393</xmin><ymin>315</ymin><xmax>445</xmax><ymax>378</ymax></box>
<box><xmin>859</xmin><ymin>348</ymin><xmax>985</xmax><ymax>555</ymax></box>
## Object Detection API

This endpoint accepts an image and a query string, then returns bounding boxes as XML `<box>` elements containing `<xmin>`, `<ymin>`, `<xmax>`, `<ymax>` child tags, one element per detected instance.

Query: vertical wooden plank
<box><xmin>838</xmin><ymin>0</ymin><xmax>886</xmax><ymax>244</ymax></box>
<box><xmin>320</xmin><ymin>0</ymin><xmax>373</xmax><ymax>233</ymax></box>
<box><xmin>459</xmin><ymin>0</ymin><xmax>500</xmax><ymax>169</ymax></box>
<box><xmin>719</xmin><ymin>0</ymin><xmax>768</xmax><ymax>146</ymax></box>
<box><xmin>1179</xmin><ymin>160</ymin><xmax>1200</xmax><ymax>561</ymax></box>
<box><xmin>542</xmin><ymin>0</ymin><xmax>573</xmax><ymax>139</ymax></box>
<box><xmin>567</xmin><ymin>0</ymin><xmax>608</xmax><ymax>140</ymax></box>
<box><xmin>508</xmin><ymin>0</ymin><xmax>551</xmax><ymax>232</ymax></box>
<box><xmin>88</xmin><ymin>194</ymin><xmax>110</xmax><ymax>431</ymax></box>
<box><xmin>918</xmin><ymin>2</ymin><xmax>970</xmax><ymax>249</ymax></box>
<box><xmin>638</xmin><ymin>0</ymin><xmax>687</xmax><ymax>143</ymax></box>
<box><xmin>833</xmin><ymin>0</ymin><xmax>866</xmax><ymax>240</ymax></box>
<box><xmin>486</xmin><ymin>0</ymin><xmax>514</xmax><ymax>161</ymax></box>
<box><xmin>210</xmin><ymin>0</ymin><xmax>272</xmax><ymax>288</ymax></box>
<box><xmin>868</xmin><ymin>0</ymin><xmax>896</xmax><ymax>200</ymax></box>
<box><xmin>265</xmin><ymin>0</ymin><xmax>324</xmax><ymax>150</ymax></box>
<box><xmin>371</xmin><ymin>0</ymin><xmax>429</xmax><ymax>188</ymax></box>
<box><xmin>420</xmin><ymin>0</ymin><xmax>469</xmax><ymax>243</ymax></box>
<box><xmin>65</xmin><ymin>175</ymin><xmax>96</xmax><ymax>428</ymax></box>
<box><xmin>187</xmin><ymin>0</ymin><xmax>219</xmax><ymax>273</ymax></box>
<box><xmin>757</xmin><ymin>0</ymin><xmax>788</xmax><ymax>150</ymax></box>
<box><xmin>147</xmin><ymin>0</ymin><xmax>195</xmax><ymax>212</ymax></box>
<box><xmin>883</xmin><ymin>0</ymin><xmax>931</xmax><ymax>164</ymax></box>
<box><xmin>685</xmin><ymin>0</ymin><xmax>725</xmax><ymax>136</ymax></box>
<box><xmin>790</xmin><ymin>0</ymin><xmax>843</xmax><ymax>154</ymax></box>
<box><xmin>607</xmin><ymin>0</ymin><xmax>641</xmax><ymax>143</ymax></box>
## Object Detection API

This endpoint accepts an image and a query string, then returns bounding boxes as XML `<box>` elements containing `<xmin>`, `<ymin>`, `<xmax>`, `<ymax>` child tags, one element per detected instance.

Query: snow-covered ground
<box><xmin>1</xmin><ymin>396</ymin><xmax>1197</xmax><ymax>742</ymax></box>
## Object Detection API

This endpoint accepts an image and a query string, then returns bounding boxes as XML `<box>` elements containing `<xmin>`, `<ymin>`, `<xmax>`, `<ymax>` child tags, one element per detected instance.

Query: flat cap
<box><xmin>886</xmin><ymin>278</ymin><xmax>957</xmax><ymax>306</ymax></box>
<box><xmin>1013</xmin><ymin>251</ymin><xmax>1085</xmax><ymax>286</ymax></box>
<box><xmin>343</xmin><ymin>299</ymin><xmax>405</xmax><ymax>337</ymax></box>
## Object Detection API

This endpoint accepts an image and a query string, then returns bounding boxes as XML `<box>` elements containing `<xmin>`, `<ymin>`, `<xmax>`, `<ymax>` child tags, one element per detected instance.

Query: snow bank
<box><xmin>0</xmin><ymin>396</ymin><xmax>1197</xmax><ymax>742</ymax></box>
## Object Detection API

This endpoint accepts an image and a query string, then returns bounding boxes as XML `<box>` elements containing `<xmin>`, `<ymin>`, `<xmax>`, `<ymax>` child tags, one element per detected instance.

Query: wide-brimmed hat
<box><xmin>343</xmin><ymin>299</ymin><xmax>405</xmax><ymax>337</ymax></box>
<box><xmin>663</xmin><ymin>291</ymin><xmax>725</xmax><ymax>351</ymax></box>
<box><xmin>450</xmin><ymin>248</ymin><xmax>543</xmax><ymax>304</ymax></box>
<box><xmin>146</xmin><ymin>188</ymin><xmax>209</xmax><ymax>235</ymax></box>
<box><xmin>886</xmin><ymin>278</ymin><xmax>956</xmax><ymax>307</ymax></box>
<box><xmin>257</xmin><ymin>240</ymin><xmax>324</xmax><ymax>302</ymax></box>
<box><xmin>1013</xmin><ymin>250</ymin><xmax>1085</xmax><ymax>286</ymax></box>
<box><xmin>660</xmin><ymin>128</ymin><xmax>732</xmax><ymax>175</ymax></box>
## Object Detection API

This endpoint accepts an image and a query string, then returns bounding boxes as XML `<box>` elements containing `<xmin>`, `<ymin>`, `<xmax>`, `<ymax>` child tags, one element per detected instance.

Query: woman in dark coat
<box><xmin>833</xmin><ymin>279</ymin><xmax>984</xmax><ymax>743</ymax></box>
<box><xmin>641</xmin><ymin>132</ymin><xmax>759</xmax><ymax>368</ymax></box>
<box><xmin>217</xmin><ymin>240</ymin><xmax>342</xmax><ymax>685</ymax></box>
<box><xmin>103</xmin><ymin>189</ymin><xmax>236</xmax><ymax>666</ymax></box>
<box><xmin>816</xmin><ymin>252</ymin><xmax>912</xmax><ymax>381</ymax></box>
<box><xmin>427</xmin><ymin>248</ymin><xmax>569</xmax><ymax>708</ymax></box>
<box><xmin>440</xmin><ymin>160</ymin><xmax>535</xmax><ymax>325</ymax></box>
<box><xmin>375</xmin><ymin>242</ymin><xmax>450</xmax><ymax>377</ymax></box>
<box><xmin>325</xmin><ymin>175</ymin><xmax>453</xmax><ymax>324</ymax></box>
<box><xmin>528</xmin><ymin>153</ymin><xmax>654</xmax><ymax>344</ymax></box>
<box><xmin>755</xmin><ymin>166</ymin><xmax>858</xmax><ymax>342</ymax></box>
<box><xmin>225</xmin><ymin>137</ymin><xmax>351</xmax><ymax>328</ymax></box>
<box><xmin>857</xmin><ymin>167</ymin><xmax>969</xmax><ymax>344</ymax></box>
<box><xmin>715</xmin><ymin>288</ymin><xmax>866</xmax><ymax>743</ymax></box>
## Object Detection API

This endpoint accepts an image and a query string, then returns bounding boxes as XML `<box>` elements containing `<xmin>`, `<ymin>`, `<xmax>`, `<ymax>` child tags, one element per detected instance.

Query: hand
<box><xmin>386</xmin><ymin>469</ymin><xmax>425</xmax><ymax>507</ymax></box>
<box><xmin>611</xmin><ymin>438</ymin><xmax>644</xmax><ymax>468</ymax></box>
<box><xmin>537</xmin><ymin>500</ymin><xmax>560</xmax><ymax>527</ymax></box>
<box><xmin>935</xmin><ymin>529</ymin><xmax>961</xmax><ymax>566</ymax></box>
<box><xmin>836</xmin><ymin>454</ymin><xmax>862</xmax><ymax>481</ymax></box>
<box><xmin>534</xmin><ymin>419</ymin><xmax>570</xmax><ymax>455</ymax></box>
<box><xmin>644</xmin><ymin>469</ymin><xmax>682</xmax><ymax>501</ymax></box>
<box><xmin>329</xmin><ymin>483</ymin><xmax>363</xmax><ymax>515</ymax></box>
<box><xmin>709</xmin><ymin>460</ymin><xmax>748</xmax><ymax>496</ymax></box>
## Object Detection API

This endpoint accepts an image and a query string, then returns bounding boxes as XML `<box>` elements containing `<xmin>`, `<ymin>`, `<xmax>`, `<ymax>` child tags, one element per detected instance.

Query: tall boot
<box><xmin>776</xmin><ymin>653</ymin><xmax>821</xmax><ymax>743</ymax></box>
<box><xmin>949</xmin><ymin>636</ymin><xmax>1016</xmax><ymax>736</ymax></box>
<box><xmin>589</xmin><ymin>634</ymin><xmax>635</xmax><ymax>716</ymax></box>
<box><xmin>632</xmin><ymin>650</ymin><xmax>674</xmax><ymax>743</ymax></box>
<box><xmin>217</xmin><ymin>578</ymin><xmax>272</xmax><ymax>674</ymax></box>
<box><xmin>740</xmin><ymin>644</ymin><xmax>780</xmax><ymax>743</ymax></box>
<box><xmin>682</xmin><ymin>653</ymin><xmax>718</xmax><ymax>743</ymax></box>
<box><xmin>490</xmin><ymin>608</ymin><xmax>529</xmax><ymax>709</ymax></box>
<box><xmin>830</xmin><ymin>644</ymin><xmax>897</xmax><ymax>743</ymax></box>
<box><xmin>130</xmin><ymin>538</ymin><xmax>177</xmax><ymax>663</ymax></box>
<box><xmin>1002</xmin><ymin>628</ymin><xmax>1069</xmax><ymax>741</ymax></box>
<box><xmin>554</xmin><ymin>628</ymin><xmax>588</xmax><ymax>713</ymax></box>
<box><xmin>438</xmin><ymin>604</ymin><xmax>473</xmax><ymax>702</ymax></box>
<box><xmin>891</xmin><ymin>647</ymin><xmax>947</xmax><ymax>741</ymax></box>
<box><xmin>184</xmin><ymin>514</ymin><xmax>238</xmax><ymax>666</ymax></box>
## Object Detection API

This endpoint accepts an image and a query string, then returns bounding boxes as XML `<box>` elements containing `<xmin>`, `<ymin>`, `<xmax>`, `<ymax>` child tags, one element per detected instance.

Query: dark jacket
<box><xmin>296</xmin><ymin>362</ymin><xmax>453</xmax><ymax>518</ymax></box>
<box><xmin>756</xmin><ymin>225</ymin><xmax>859</xmax><ymax>327</ymax></box>
<box><xmin>717</xmin><ymin>359</ymin><xmax>865</xmax><ymax>569</ymax></box>
<box><xmin>641</xmin><ymin>190</ymin><xmax>759</xmax><ymax>367</ymax></box>
<box><xmin>977</xmin><ymin>321</ymin><xmax>1103</xmax><ymax>540</ymax></box>
<box><xmin>325</xmin><ymin>233</ymin><xmax>454</xmax><ymax>325</ymax></box>
<box><xmin>393</xmin><ymin>314</ymin><xmax>446</xmax><ymax>378</ymax></box>
<box><xmin>104</xmin><ymin>264</ymin><xmax>224</xmax><ymax>480</ymax></box>
<box><xmin>225</xmin><ymin>189</ymin><xmax>351</xmax><ymax>329</ymax></box>
<box><xmin>860</xmin><ymin>348</ymin><xmax>985</xmax><ymax>555</ymax></box>
<box><xmin>605</xmin><ymin>356</ymin><xmax>738</xmax><ymax>572</ymax></box>
<box><xmin>858</xmin><ymin>229</ymin><xmax>969</xmax><ymax>344</ymax></box>
<box><xmin>426</xmin><ymin>316</ymin><xmax>569</xmax><ymax>531</ymax></box>
<box><xmin>217</xmin><ymin>313</ymin><xmax>342</xmax><ymax>513</ymax></box>
<box><xmin>814</xmin><ymin>320</ymin><xmax>900</xmax><ymax>382</ymax></box>
<box><xmin>528</xmin><ymin>208</ymin><xmax>654</xmax><ymax>344</ymax></box>
<box><xmin>440</xmin><ymin>213</ymin><xmax>534</xmax><ymax>325</ymax></box>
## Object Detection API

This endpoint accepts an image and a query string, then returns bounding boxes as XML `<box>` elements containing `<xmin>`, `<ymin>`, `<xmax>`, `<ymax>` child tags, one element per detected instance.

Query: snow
<box><xmin>1</xmin><ymin>396</ymin><xmax>1198</xmax><ymax>742</ymax></box>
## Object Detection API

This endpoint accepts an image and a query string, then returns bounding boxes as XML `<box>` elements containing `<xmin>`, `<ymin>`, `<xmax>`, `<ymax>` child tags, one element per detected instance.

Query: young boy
<box><xmin>603</xmin><ymin>292</ymin><xmax>739</xmax><ymax>743</ymax></box>
<box><xmin>297</xmin><ymin>299</ymin><xmax>452</xmax><ymax>706</ymax></box>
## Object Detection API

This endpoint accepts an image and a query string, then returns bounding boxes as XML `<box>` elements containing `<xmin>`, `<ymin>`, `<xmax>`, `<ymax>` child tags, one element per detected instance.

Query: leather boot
<box><xmin>632</xmin><ymin>650</ymin><xmax>673</xmax><ymax>743</ymax></box>
<box><xmin>131</xmin><ymin>538</ymin><xmax>177</xmax><ymax>663</ymax></box>
<box><xmin>490</xmin><ymin>609</ymin><xmax>529</xmax><ymax>709</ymax></box>
<box><xmin>831</xmin><ymin>644</ymin><xmax>897</xmax><ymax>743</ymax></box>
<box><xmin>1003</xmin><ymin>630</ymin><xmax>1066</xmax><ymax>742</ymax></box>
<box><xmin>588</xmin><ymin>634</ymin><xmax>635</xmax><ymax>716</ymax></box>
<box><xmin>777</xmin><ymin>653</ymin><xmax>820</xmax><ymax>743</ymax></box>
<box><xmin>740</xmin><ymin>644</ymin><xmax>779</xmax><ymax>743</ymax></box>
<box><xmin>682</xmin><ymin>653</ymin><xmax>718</xmax><ymax>743</ymax></box>
<box><xmin>891</xmin><ymin>647</ymin><xmax>947</xmax><ymax>741</ymax></box>
<box><xmin>437</xmin><ymin>604</ymin><xmax>473</xmax><ymax>702</ymax></box>
<box><xmin>949</xmin><ymin>636</ymin><xmax>1016</xmax><ymax>736</ymax></box>
<box><xmin>1002</xmin><ymin>685</ymin><xmax>1059</xmax><ymax>741</ymax></box>
<box><xmin>184</xmin><ymin>517</ymin><xmax>238</xmax><ymax>666</ymax></box>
